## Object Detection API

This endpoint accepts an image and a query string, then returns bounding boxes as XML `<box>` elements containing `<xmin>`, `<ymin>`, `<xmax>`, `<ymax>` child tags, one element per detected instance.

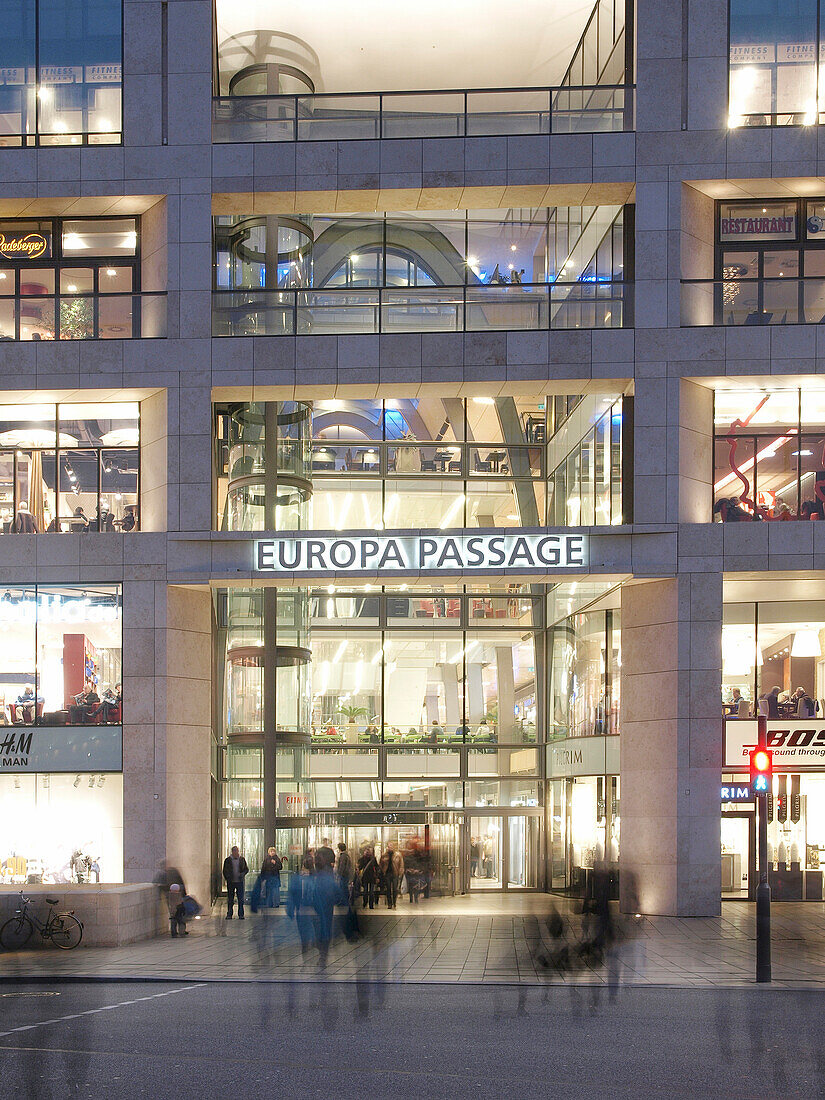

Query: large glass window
<box><xmin>549</xmin><ymin>607</ymin><xmax>621</xmax><ymax>740</ymax></box>
<box><xmin>713</xmin><ymin>387</ymin><xmax>825</xmax><ymax>520</ymax></box>
<box><xmin>0</xmin><ymin>217</ymin><xmax>139</xmax><ymax>340</ymax></box>
<box><xmin>0</xmin><ymin>402</ymin><xmax>139</xmax><ymax>533</ymax></box>
<box><xmin>723</xmin><ymin>599</ymin><xmax>825</xmax><ymax>716</ymax></box>
<box><xmin>0</xmin><ymin>772</ymin><xmax>123</xmax><ymax>883</ymax></box>
<box><xmin>0</xmin><ymin>584</ymin><xmax>122</xmax><ymax>726</ymax></box>
<box><xmin>212</xmin><ymin>208</ymin><xmax>631</xmax><ymax>336</ymax></box>
<box><xmin>729</xmin><ymin>1</ymin><xmax>819</xmax><ymax>127</ymax></box>
<box><xmin>215</xmin><ymin>393</ymin><xmax>627</xmax><ymax>531</ymax></box>
<box><xmin>0</xmin><ymin>0</ymin><xmax>121</xmax><ymax>146</ymax></box>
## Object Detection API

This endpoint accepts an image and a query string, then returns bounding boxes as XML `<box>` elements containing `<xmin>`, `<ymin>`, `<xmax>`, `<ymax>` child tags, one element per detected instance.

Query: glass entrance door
<box><xmin>469</xmin><ymin>815</ymin><xmax>503</xmax><ymax>888</ymax></box>
<box><xmin>507</xmin><ymin>815</ymin><xmax>540</xmax><ymax>888</ymax></box>
<box><xmin>721</xmin><ymin>809</ymin><xmax>754</xmax><ymax>899</ymax></box>
<box><xmin>468</xmin><ymin>812</ymin><xmax>541</xmax><ymax>890</ymax></box>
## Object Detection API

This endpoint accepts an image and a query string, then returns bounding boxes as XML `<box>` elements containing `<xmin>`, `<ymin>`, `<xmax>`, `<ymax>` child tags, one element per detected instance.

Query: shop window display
<box><xmin>0</xmin><ymin>584</ymin><xmax>122</xmax><ymax>726</ymax></box>
<box><xmin>0</xmin><ymin>773</ymin><xmax>123</xmax><ymax>884</ymax></box>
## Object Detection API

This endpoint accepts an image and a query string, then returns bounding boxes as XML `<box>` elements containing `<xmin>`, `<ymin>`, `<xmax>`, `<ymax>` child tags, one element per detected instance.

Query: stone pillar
<box><xmin>633</xmin><ymin>377</ymin><xmax>714</xmax><ymax>525</ymax></box>
<box><xmin>140</xmin><ymin>390</ymin><xmax>167</xmax><ymax>532</ymax></box>
<box><xmin>620</xmin><ymin>574</ymin><xmax>722</xmax><ymax>916</ymax></box>
<box><xmin>164</xmin><ymin>585</ymin><xmax>213</xmax><ymax>903</ymax></box>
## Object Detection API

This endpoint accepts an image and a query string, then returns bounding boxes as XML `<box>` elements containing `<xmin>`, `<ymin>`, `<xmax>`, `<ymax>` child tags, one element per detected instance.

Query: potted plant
<box><xmin>339</xmin><ymin>703</ymin><xmax>367</xmax><ymax>745</ymax></box>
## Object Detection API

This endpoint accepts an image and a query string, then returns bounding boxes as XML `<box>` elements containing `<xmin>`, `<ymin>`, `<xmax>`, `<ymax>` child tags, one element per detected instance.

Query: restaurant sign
<box><xmin>725</xmin><ymin>719</ymin><xmax>825</xmax><ymax>769</ymax></box>
<box><xmin>255</xmin><ymin>533</ymin><xmax>588</xmax><ymax>573</ymax></box>
<box><xmin>719</xmin><ymin>211</ymin><xmax>796</xmax><ymax>242</ymax></box>
<box><xmin>0</xmin><ymin>230</ymin><xmax>51</xmax><ymax>260</ymax></box>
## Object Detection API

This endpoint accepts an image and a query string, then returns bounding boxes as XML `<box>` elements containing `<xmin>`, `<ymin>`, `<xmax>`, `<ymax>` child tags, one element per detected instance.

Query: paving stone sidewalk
<box><xmin>3</xmin><ymin>895</ymin><xmax>825</xmax><ymax>988</ymax></box>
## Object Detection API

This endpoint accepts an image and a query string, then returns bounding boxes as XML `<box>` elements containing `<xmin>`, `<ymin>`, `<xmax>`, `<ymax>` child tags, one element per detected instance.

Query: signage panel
<box><xmin>277</xmin><ymin>792</ymin><xmax>309</xmax><ymax>816</ymax></box>
<box><xmin>719</xmin><ymin>210</ymin><xmax>796</xmax><ymax>242</ymax></box>
<box><xmin>721</xmin><ymin>783</ymin><xmax>753</xmax><ymax>803</ymax></box>
<box><xmin>0</xmin><ymin>724</ymin><xmax>122</xmax><ymax>773</ymax></box>
<box><xmin>255</xmin><ymin>533</ymin><xmax>588</xmax><ymax>574</ymax></box>
<box><xmin>0</xmin><ymin>230</ymin><xmax>51</xmax><ymax>260</ymax></box>
<box><xmin>725</xmin><ymin>719</ymin><xmax>825</xmax><ymax>769</ymax></box>
<box><xmin>547</xmin><ymin>735</ymin><xmax>620</xmax><ymax>779</ymax></box>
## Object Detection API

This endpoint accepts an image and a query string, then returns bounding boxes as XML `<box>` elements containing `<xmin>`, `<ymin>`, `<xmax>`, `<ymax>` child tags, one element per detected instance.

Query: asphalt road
<box><xmin>0</xmin><ymin>980</ymin><xmax>821</xmax><ymax>1099</ymax></box>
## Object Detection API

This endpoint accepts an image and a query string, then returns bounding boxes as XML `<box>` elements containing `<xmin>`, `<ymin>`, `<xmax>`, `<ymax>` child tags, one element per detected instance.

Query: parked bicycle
<box><xmin>0</xmin><ymin>894</ymin><xmax>83</xmax><ymax>951</ymax></box>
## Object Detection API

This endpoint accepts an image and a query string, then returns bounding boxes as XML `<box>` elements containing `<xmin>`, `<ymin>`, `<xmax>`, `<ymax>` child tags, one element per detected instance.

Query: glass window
<box><xmin>37</xmin><ymin>0</ymin><xmax>122</xmax><ymax>143</ymax></box>
<box><xmin>0</xmin><ymin>584</ymin><xmax>121</xmax><ymax>725</ymax></box>
<box><xmin>549</xmin><ymin>609</ymin><xmax>618</xmax><ymax>740</ymax></box>
<box><xmin>311</xmin><ymin>633</ymin><xmax>382</xmax><ymax>744</ymax></box>
<box><xmin>0</xmin><ymin>0</ymin><xmax>36</xmax><ymax>145</ymax></box>
<box><xmin>729</xmin><ymin>1</ymin><xmax>817</xmax><ymax>124</ymax></box>
<box><xmin>0</xmin><ymin>773</ymin><xmax>123</xmax><ymax>883</ymax></box>
<box><xmin>62</xmin><ymin>219</ymin><xmax>136</xmax><ymax>257</ymax></box>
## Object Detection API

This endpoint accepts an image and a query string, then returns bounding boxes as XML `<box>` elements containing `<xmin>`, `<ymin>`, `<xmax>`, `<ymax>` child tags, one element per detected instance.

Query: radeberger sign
<box><xmin>0</xmin><ymin>230</ymin><xmax>51</xmax><ymax>260</ymax></box>
<box><xmin>255</xmin><ymin>533</ymin><xmax>588</xmax><ymax>573</ymax></box>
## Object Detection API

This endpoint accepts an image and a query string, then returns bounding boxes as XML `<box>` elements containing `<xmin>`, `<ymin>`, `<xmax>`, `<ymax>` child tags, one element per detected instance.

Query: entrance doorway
<box><xmin>721</xmin><ymin>809</ymin><xmax>755</xmax><ymax>900</ymax></box>
<box><xmin>467</xmin><ymin>812</ymin><xmax>541</xmax><ymax>891</ymax></box>
<box><xmin>311</xmin><ymin>813</ymin><xmax>462</xmax><ymax>897</ymax></box>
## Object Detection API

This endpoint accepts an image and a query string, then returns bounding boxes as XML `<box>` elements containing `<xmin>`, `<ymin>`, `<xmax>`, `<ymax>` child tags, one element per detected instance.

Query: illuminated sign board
<box><xmin>721</xmin><ymin>784</ymin><xmax>752</xmax><ymax>803</ymax></box>
<box><xmin>254</xmin><ymin>533</ymin><xmax>588</xmax><ymax>573</ymax></box>
<box><xmin>0</xmin><ymin>231</ymin><xmax>51</xmax><ymax>260</ymax></box>
<box><xmin>725</xmin><ymin>719</ymin><xmax>825</xmax><ymax>769</ymax></box>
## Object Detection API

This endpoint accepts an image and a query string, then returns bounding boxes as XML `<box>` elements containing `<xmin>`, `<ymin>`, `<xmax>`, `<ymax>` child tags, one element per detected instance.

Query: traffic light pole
<box><xmin>755</xmin><ymin>713</ymin><xmax>772</xmax><ymax>983</ymax></box>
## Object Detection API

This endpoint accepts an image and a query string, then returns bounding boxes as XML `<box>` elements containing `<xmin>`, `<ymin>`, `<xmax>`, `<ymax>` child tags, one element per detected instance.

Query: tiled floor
<box><xmin>4</xmin><ymin>894</ymin><xmax>825</xmax><ymax>987</ymax></box>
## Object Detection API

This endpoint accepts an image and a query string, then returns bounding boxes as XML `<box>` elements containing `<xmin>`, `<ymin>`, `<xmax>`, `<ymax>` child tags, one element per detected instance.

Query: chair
<box><xmin>757</xmin><ymin>697</ymin><xmax>769</xmax><ymax>716</ymax></box>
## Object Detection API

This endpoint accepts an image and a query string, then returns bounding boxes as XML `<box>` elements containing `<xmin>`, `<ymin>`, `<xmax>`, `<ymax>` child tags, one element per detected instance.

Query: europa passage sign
<box><xmin>255</xmin><ymin>533</ymin><xmax>588</xmax><ymax>573</ymax></box>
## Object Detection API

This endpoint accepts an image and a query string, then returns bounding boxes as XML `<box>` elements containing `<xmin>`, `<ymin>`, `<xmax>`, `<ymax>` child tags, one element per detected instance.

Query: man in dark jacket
<box><xmin>222</xmin><ymin>845</ymin><xmax>249</xmax><ymax>919</ymax></box>
<box><xmin>315</xmin><ymin>838</ymin><xmax>336</xmax><ymax>870</ymax></box>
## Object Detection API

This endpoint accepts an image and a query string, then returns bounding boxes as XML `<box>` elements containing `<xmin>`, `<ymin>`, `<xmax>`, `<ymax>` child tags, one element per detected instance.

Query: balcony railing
<box><xmin>212</xmin><ymin>84</ymin><xmax>635</xmax><ymax>143</ymax></box>
<box><xmin>681</xmin><ymin>278</ymin><xmax>825</xmax><ymax>326</ymax></box>
<box><xmin>212</xmin><ymin>282</ymin><xmax>630</xmax><ymax>336</ymax></box>
<box><xmin>0</xmin><ymin>292</ymin><xmax>167</xmax><ymax>340</ymax></box>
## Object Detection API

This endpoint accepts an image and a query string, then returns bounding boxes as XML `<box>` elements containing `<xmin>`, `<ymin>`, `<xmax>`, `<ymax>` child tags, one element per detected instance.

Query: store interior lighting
<box><xmin>791</xmin><ymin>630</ymin><xmax>822</xmax><ymax>658</ymax></box>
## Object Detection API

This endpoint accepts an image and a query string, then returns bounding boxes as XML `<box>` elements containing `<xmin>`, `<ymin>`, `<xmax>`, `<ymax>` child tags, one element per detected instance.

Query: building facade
<box><xmin>3</xmin><ymin>0</ymin><xmax>825</xmax><ymax>919</ymax></box>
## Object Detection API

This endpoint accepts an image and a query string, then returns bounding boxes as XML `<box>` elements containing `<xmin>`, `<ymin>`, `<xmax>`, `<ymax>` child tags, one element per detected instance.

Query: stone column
<box><xmin>620</xmin><ymin>573</ymin><xmax>722</xmax><ymax>916</ymax></box>
<box><xmin>633</xmin><ymin>377</ymin><xmax>714</xmax><ymax>525</ymax></box>
<box><xmin>164</xmin><ymin>585</ymin><xmax>213</xmax><ymax>903</ymax></box>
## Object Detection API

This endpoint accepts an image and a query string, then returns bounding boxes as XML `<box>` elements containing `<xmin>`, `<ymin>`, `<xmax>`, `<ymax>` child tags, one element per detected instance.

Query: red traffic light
<box><xmin>749</xmin><ymin>747</ymin><xmax>773</xmax><ymax>793</ymax></box>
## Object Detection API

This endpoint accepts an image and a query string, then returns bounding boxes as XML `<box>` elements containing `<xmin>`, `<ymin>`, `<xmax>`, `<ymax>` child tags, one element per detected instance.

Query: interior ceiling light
<box><xmin>791</xmin><ymin>630</ymin><xmax>821</xmax><ymax>658</ymax></box>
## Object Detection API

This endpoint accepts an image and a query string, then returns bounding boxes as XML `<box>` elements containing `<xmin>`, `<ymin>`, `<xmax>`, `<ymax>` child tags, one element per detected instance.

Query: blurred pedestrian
<box><xmin>358</xmin><ymin>846</ymin><xmax>380</xmax><ymax>909</ymax></box>
<box><xmin>312</xmin><ymin>857</ymin><xmax>344</xmax><ymax>968</ymax></box>
<box><xmin>335</xmin><ymin>841</ymin><xmax>354</xmax><ymax>900</ymax></box>
<box><xmin>222</xmin><ymin>844</ymin><xmax>249</xmax><ymax>919</ymax></box>
<box><xmin>261</xmin><ymin>847</ymin><xmax>283</xmax><ymax>908</ymax></box>
<box><xmin>379</xmin><ymin>843</ymin><xmax>404</xmax><ymax>909</ymax></box>
<box><xmin>287</xmin><ymin>856</ymin><xmax>316</xmax><ymax>955</ymax></box>
<box><xmin>315</xmin><ymin>838</ymin><xmax>336</xmax><ymax>870</ymax></box>
<box><xmin>167</xmin><ymin>883</ymin><xmax>188</xmax><ymax>937</ymax></box>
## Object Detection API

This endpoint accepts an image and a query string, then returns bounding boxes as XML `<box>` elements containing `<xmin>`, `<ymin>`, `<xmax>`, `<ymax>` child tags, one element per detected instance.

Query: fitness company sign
<box><xmin>255</xmin><ymin>533</ymin><xmax>588</xmax><ymax>573</ymax></box>
<box><xmin>725</xmin><ymin>720</ymin><xmax>825</xmax><ymax>769</ymax></box>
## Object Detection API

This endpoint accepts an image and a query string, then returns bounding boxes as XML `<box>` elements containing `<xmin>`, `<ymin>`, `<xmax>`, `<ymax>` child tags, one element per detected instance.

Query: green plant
<box><xmin>339</xmin><ymin>704</ymin><xmax>367</xmax><ymax>722</ymax></box>
<box><xmin>59</xmin><ymin>298</ymin><xmax>94</xmax><ymax>339</ymax></box>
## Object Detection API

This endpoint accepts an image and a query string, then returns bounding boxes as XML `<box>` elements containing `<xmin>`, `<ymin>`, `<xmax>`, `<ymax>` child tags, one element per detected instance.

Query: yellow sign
<box><xmin>0</xmin><ymin>232</ymin><xmax>50</xmax><ymax>260</ymax></box>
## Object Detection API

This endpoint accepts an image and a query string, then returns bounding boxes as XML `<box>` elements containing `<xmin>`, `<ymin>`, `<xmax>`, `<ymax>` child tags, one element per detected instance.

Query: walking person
<box><xmin>261</xmin><ymin>847</ymin><xmax>283</xmax><ymax>908</ymax></box>
<box><xmin>287</xmin><ymin>856</ymin><xmax>316</xmax><ymax>955</ymax></box>
<box><xmin>222</xmin><ymin>844</ymin><xmax>249</xmax><ymax>919</ymax></box>
<box><xmin>315</xmin><ymin>837</ymin><xmax>336</xmax><ymax>870</ymax></box>
<box><xmin>379</xmin><ymin>843</ymin><xmax>404</xmax><ymax>909</ymax></box>
<box><xmin>335</xmin><ymin>841</ymin><xmax>354</xmax><ymax>903</ymax></box>
<box><xmin>358</xmin><ymin>846</ymin><xmax>380</xmax><ymax>909</ymax></box>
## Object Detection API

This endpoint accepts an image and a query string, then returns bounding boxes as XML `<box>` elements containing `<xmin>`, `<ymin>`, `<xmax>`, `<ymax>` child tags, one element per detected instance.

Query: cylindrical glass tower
<box><xmin>219</xmin><ymin>587</ymin><xmax>312</xmax><ymax>885</ymax></box>
<box><xmin>221</xmin><ymin>400</ymin><xmax>312</xmax><ymax>532</ymax></box>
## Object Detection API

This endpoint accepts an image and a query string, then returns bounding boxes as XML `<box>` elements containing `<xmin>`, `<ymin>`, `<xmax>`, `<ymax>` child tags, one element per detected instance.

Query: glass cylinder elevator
<box><xmin>216</xmin><ymin>401</ymin><xmax>314</xmax><ymax>884</ymax></box>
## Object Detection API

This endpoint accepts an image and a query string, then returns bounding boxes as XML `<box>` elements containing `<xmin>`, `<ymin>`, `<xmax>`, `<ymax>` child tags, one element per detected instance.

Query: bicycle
<box><xmin>0</xmin><ymin>894</ymin><xmax>83</xmax><ymax>951</ymax></box>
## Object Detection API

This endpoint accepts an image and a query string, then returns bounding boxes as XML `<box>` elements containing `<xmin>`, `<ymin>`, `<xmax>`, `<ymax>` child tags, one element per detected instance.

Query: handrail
<box><xmin>212</xmin><ymin>83</ymin><xmax>635</xmax><ymax>142</ymax></box>
<box><xmin>212</xmin><ymin>281</ymin><xmax>631</xmax><ymax>335</ymax></box>
<box><xmin>681</xmin><ymin>276</ymin><xmax>825</xmax><ymax>327</ymax></box>
<box><xmin>0</xmin><ymin>290</ymin><xmax>167</xmax><ymax>340</ymax></box>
